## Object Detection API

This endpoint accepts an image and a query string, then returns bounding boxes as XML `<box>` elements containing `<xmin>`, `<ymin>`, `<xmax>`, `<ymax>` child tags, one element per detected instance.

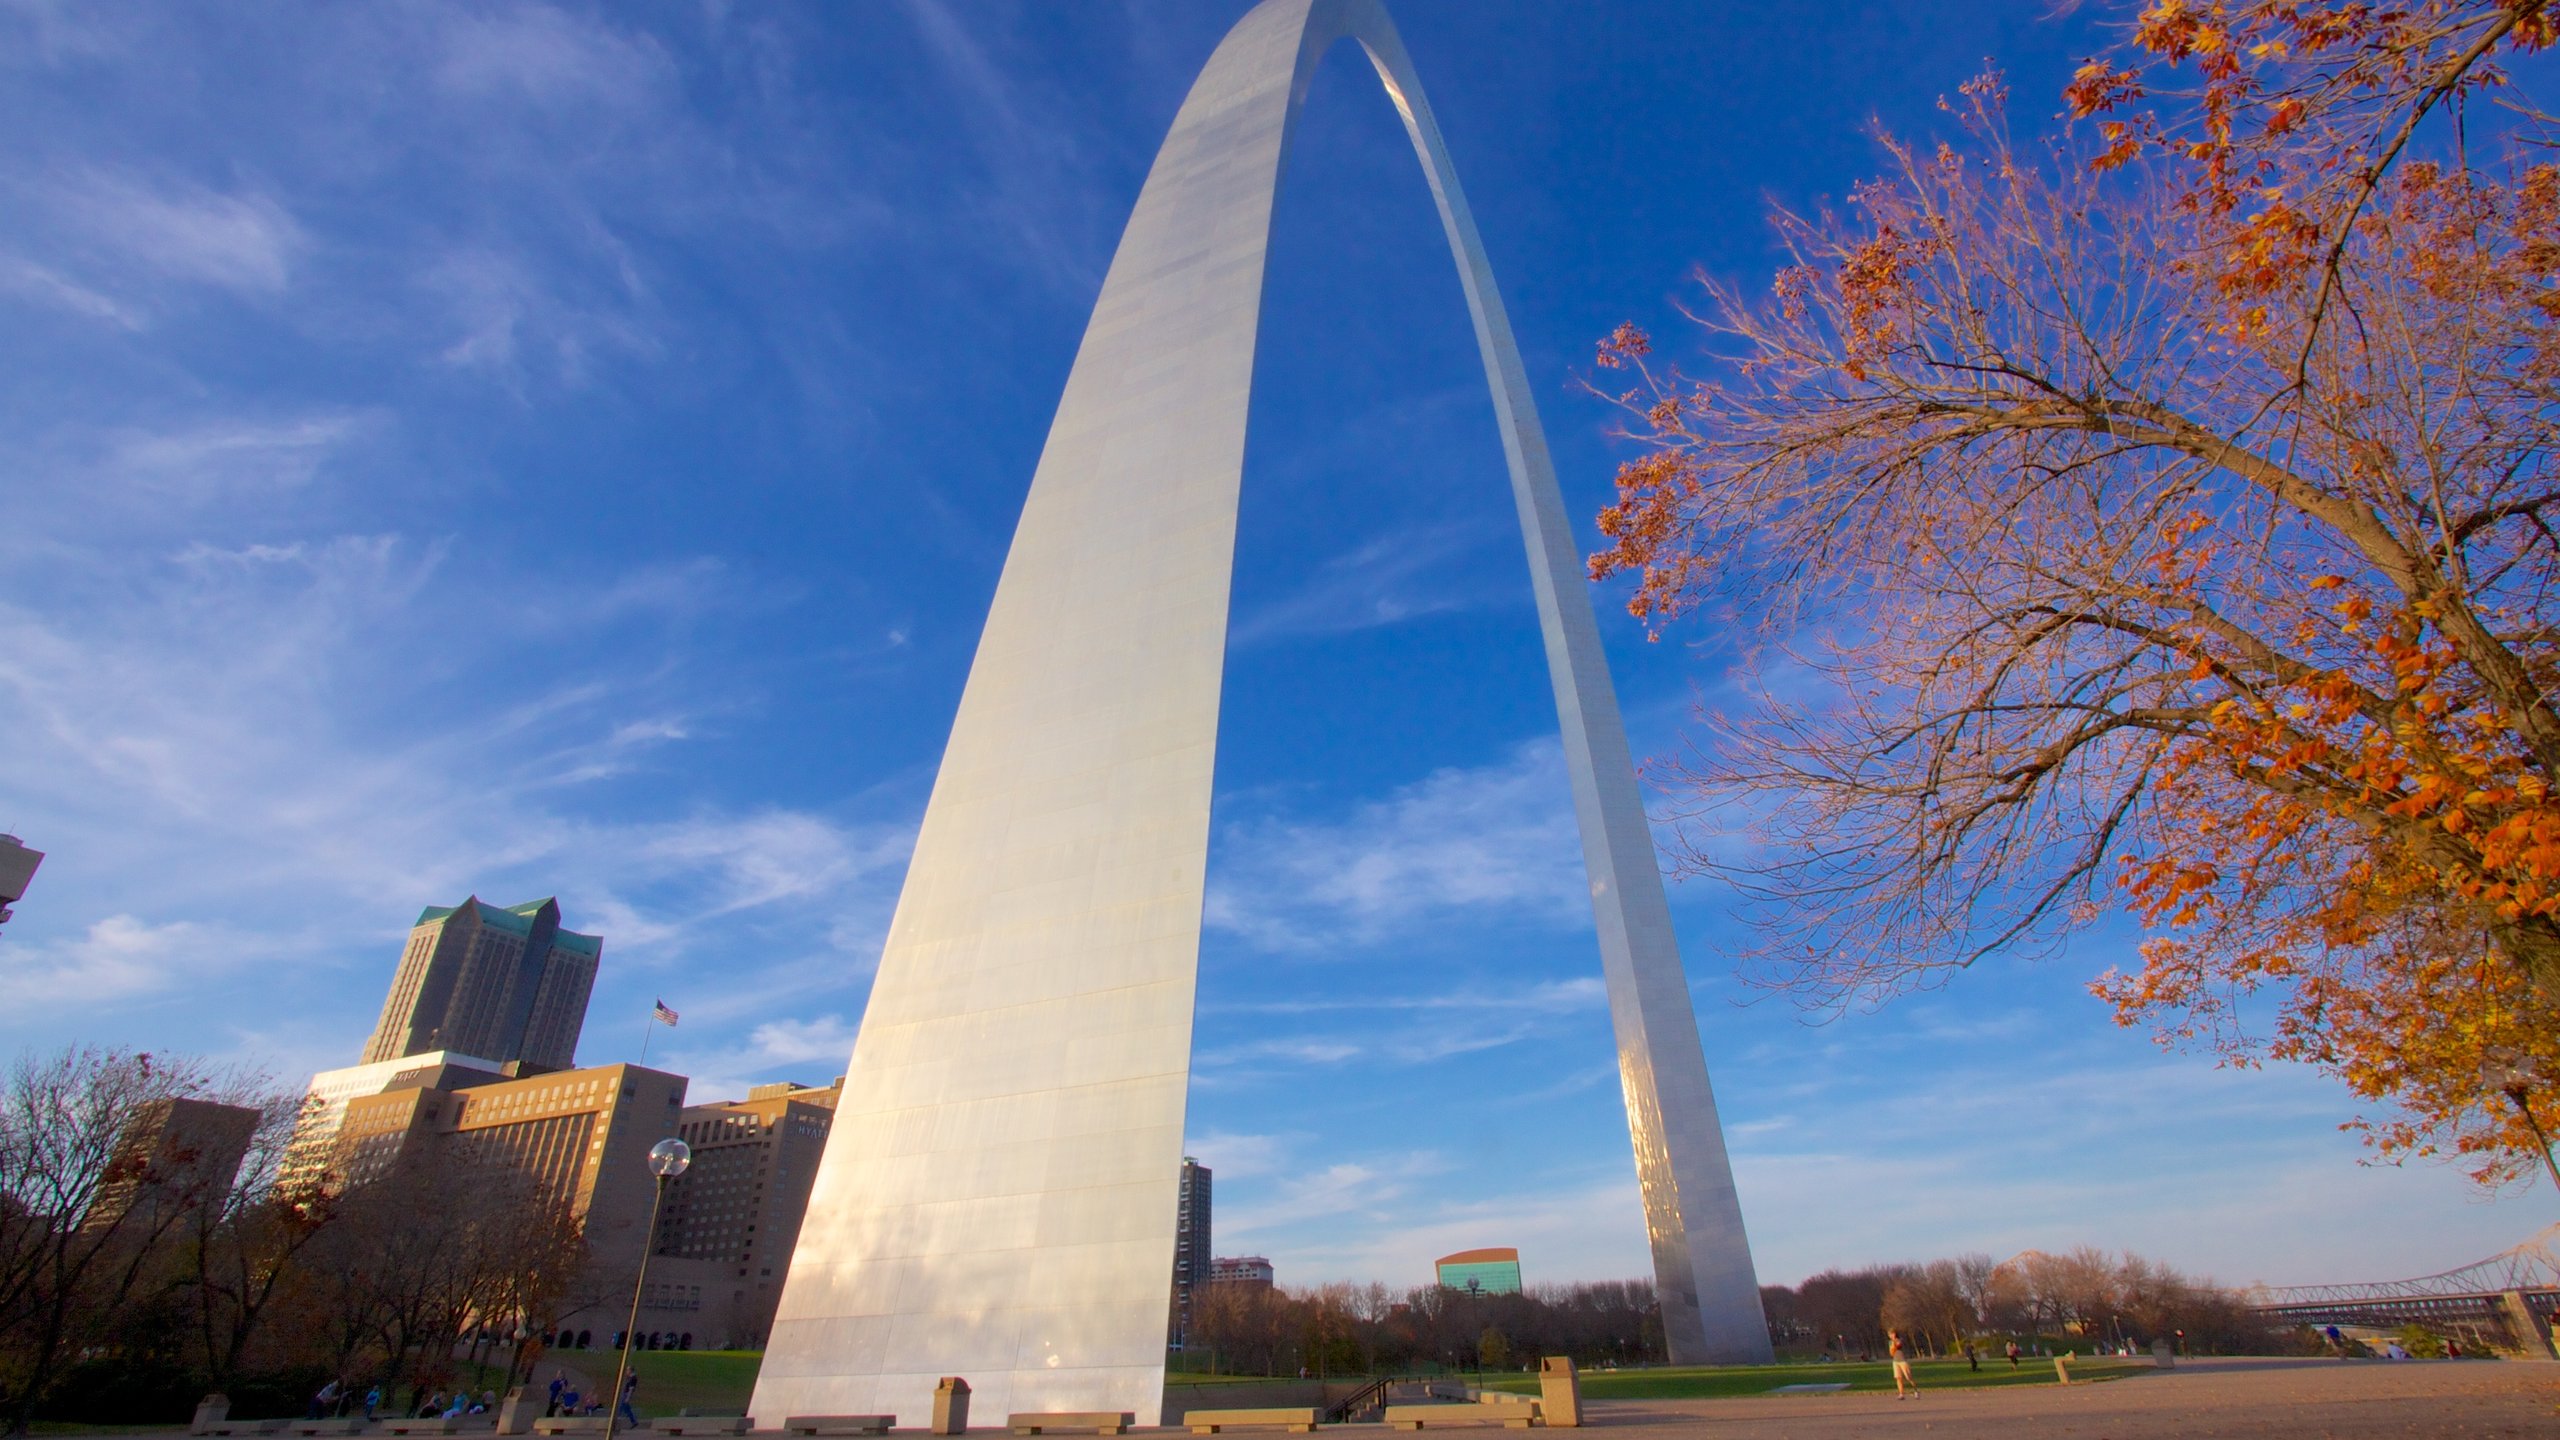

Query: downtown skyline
<box><xmin>1</xmin><ymin>0</ymin><xmax>2548</xmax><ymax>1297</ymax></box>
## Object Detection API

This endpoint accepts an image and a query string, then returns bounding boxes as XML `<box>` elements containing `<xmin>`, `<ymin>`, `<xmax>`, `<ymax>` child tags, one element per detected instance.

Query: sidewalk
<box><xmin>101</xmin><ymin>1359</ymin><xmax>2560</xmax><ymax>1440</ymax></box>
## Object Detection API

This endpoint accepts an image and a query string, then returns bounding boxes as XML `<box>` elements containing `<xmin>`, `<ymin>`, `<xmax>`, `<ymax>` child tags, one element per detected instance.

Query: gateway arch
<box><xmin>754</xmin><ymin>0</ymin><xmax>1768</xmax><ymax>1422</ymax></box>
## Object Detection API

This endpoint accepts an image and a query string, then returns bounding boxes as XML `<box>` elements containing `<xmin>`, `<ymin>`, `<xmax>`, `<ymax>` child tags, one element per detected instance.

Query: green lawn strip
<box><xmin>616</xmin><ymin>1352</ymin><xmax>764</xmax><ymax>1418</ymax></box>
<box><xmin>1481</xmin><ymin>1358</ymin><xmax>2142</xmax><ymax>1400</ymax></box>
<box><xmin>515</xmin><ymin>1352</ymin><xmax>2142</xmax><ymax>1420</ymax></box>
<box><xmin>512</xmin><ymin>1351</ymin><xmax>762</xmax><ymax>1418</ymax></box>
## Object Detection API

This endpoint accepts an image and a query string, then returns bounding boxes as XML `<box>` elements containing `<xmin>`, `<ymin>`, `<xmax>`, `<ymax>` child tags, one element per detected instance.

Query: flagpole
<box><xmin>640</xmin><ymin>1010</ymin><xmax>653</xmax><ymax>1067</ymax></box>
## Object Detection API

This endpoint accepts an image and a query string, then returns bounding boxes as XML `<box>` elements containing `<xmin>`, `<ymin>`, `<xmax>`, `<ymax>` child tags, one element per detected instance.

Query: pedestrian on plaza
<box><xmin>2004</xmin><ymin>1340</ymin><xmax>2020</xmax><ymax>1369</ymax></box>
<box><xmin>363</xmin><ymin>1386</ymin><xmax>381</xmax><ymax>1420</ymax></box>
<box><xmin>547</xmin><ymin>1374</ymin><xmax>566</xmax><ymax>1417</ymax></box>
<box><xmin>1963</xmin><ymin>1341</ymin><xmax>1978</xmax><ymax>1373</ymax></box>
<box><xmin>308</xmin><ymin>1380</ymin><xmax>341</xmax><ymax>1420</ymax></box>
<box><xmin>617</xmin><ymin>1373</ymin><xmax>641</xmax><ymax>1428</ymax></box>
<box><xmin>1888</xmin><ymin>1330</ymin><xmax>1918</xmax><ymax>1400</ymax></box>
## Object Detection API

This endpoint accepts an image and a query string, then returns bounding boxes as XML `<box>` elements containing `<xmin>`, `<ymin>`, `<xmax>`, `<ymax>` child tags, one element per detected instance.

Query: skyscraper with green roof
<box><xmin>361</xmin><ymin>896</ymin><xmax>600</xmax><ymax>1070</ymax></box>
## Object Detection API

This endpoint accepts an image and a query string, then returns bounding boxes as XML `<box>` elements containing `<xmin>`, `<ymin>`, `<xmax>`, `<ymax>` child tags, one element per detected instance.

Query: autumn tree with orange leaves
<box><xmin>1592</xmin><ymin>2</ymin><xmax>2560</xmax><ymax>1184</ymax></box>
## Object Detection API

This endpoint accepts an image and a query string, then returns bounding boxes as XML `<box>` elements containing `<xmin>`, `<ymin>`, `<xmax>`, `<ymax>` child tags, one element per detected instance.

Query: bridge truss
<box><xmin>2250</xmin><ymin>1225</ymin><xmax>2560</xmax><ymax>1355</ymax></box>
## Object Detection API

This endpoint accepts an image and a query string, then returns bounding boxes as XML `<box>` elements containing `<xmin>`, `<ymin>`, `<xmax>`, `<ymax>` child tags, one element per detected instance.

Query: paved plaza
<box><xmin>1565</xmin><ymin>1358</ymin><xmax>2555</xmax><ymax>1438</ymax></box>
<box><xmin>93</xmin><ymin>1359</ymin><xmax>2555</xmax><ymax>1440</ymax></box>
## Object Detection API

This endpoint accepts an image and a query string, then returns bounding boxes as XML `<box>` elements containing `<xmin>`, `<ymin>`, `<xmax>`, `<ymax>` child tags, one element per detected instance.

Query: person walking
<box><xmin>308</xmin><ymin>1381</ymin><xmax>341</xmax><ymax>1420</ymax></box>
<box><xmin>1888</xmin><ymin>1330</ymin><xmax>1918</xmax><ymax>1400</ymax></box>
<box><xmin>546</xmin><ymin>1374</ymin><xmax>566</xmax><ymax>1418</ymax></box>
<box><xmin>1963</xmin><ymin>1341</ymin><xmax>1978</xmax><ymax>1373</ymax></box>
<box><xmin>363</xmin><ymin>1387</ymin><xmax>381</xmax><ymax>1421</ymax></box>
<box><xmin>2004</xmin><ymin>1340</ymin><xmax>2021</xmax><ymax>1369</ymax></box>
<box><xmin>616</xmin><ymin>1373</ymin><xmax>641</xmax><ymax>1429</ymax></box>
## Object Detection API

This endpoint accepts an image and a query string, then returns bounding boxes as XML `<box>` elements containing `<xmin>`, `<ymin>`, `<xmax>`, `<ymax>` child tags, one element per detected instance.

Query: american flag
<box><xmin>652</xmin><ymin>999</ymin><xmax>679</xmax><ymax>1027</ymax></box>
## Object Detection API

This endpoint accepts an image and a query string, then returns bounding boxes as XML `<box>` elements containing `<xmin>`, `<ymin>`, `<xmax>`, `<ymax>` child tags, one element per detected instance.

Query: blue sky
<box><xmin>2</xmin><ymin>0</ymin><xmax>2545</xmax><ymax>1295</ymax></box>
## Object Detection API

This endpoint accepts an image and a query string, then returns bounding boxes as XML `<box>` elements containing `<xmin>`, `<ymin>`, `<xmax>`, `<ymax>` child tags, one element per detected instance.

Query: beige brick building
<box><xmin>652</xmin><ymin>1079</ymin><xmax>843</xmax><ymax>1347</ymax></box>
<box><xmin>335</xmin><ymin>1060</ymin><xmax>728</xmax><ymax>1347</ymax></box>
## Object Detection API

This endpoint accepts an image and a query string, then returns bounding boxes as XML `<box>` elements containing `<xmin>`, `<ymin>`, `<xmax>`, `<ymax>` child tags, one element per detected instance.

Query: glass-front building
<box><xmin>1436</xmin><ymin>1247</ymin><xmax>1523</xmax><ymax>1295</ymax></box>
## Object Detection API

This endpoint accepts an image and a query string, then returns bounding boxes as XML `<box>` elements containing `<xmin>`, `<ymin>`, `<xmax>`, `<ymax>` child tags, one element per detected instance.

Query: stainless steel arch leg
<box><xmin>751</xmin><ymin>1</ymin><xmax>1769</xmax><ymax>1424</ymax></box>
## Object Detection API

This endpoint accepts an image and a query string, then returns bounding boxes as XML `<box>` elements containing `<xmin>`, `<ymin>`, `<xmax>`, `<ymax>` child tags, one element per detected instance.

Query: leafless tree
<box><xmin>182</xmin><ymin>1091</ymin><xmax>335</xmax><ymax>1395</ymax></box>
<box><xmin>0</xmin><ymin>1047</ymin><xmax>264</xmax><ymax>1435</ymax></box>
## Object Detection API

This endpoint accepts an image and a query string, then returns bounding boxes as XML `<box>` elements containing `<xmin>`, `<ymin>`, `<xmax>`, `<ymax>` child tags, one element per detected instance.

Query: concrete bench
<box><xmin>655</xmin><ymin>1421</ymin><xmax>750</xmax><ymax>1437</ymax></box>
<box><xmin>1007</xmin><ymin>1413</ymin><xmax>1135</xmax><ymax>1436</ymax></box>
<box><xmin>781</xmin><ymin>1420</ymin><xmax>893</xmax><ymax>1437</ymax></box>
<box><xmin>289</xmin><ymin>1424</ymin><xmax>371</xmax><ymax>1437</ymax></box>
<box><xmin>197</xmin><ymin>1422</ymin><xmax>291</xmax><ymax>1436</ymax></box>
<box><xmin>381</xmin><ymin>1422</ymin><xmax>479</xmax><ymax>1436</ymax></box>
<box><xmin>1182</xmin><ymin>1408</ymin><xmax>1322</xmax><ymax>1434</ymax></box>
<box><xmin>532</xmin><ymin>1421</ymin><xmax>618</xmax><ymax>1436</ymax></box>
<box><xmin>1384</xmin><ymin>1406</ymin><xmax>1538</xmax><ymax>1430</ymax></box>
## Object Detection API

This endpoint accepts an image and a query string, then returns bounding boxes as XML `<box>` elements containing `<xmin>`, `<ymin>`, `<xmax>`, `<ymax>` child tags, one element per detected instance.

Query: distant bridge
<box><xmin>2250</xmin><ymin>1225</ymin><xmax>2560</xmax><ymax>1356</ymax></box>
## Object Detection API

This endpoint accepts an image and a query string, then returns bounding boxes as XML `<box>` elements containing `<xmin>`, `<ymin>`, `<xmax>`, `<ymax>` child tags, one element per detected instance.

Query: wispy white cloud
<box><xmin>883</xmin><ymin>0</ymin><xmax>1131</xmax><ymax>298</ymax></box>
<box><xmin>1205</xmin><ymin>976</ymin><xmax>1605</xmax><ymax>1017</ymax></box>
<box><xmin>0</xmin><ymin>914</ymin><xmax>218</xmax><ymax>1013</ymax></box>
<box><xmin>1230</xmin><ymin>524</ymin><xmax>1506</xmax><ymax>646</ymax></box>
<box><xmin>429</xmin><ymin>4</ymin><xmax>677</xmax><ymax>114</ymax></box>
<box><xmin>0</xmin><ymin>0</ymin><xmax>134</xmax><ymax>64</ymax></box>
<box><xmin>1721</xmin><ymin>1047</ymin><xmax>2538</xmax><ymax>1288</ymax></box>
<box><xmin>1183</xmin><ymin>1129</ymin><xmax>1294</xmax><ymax>1184</ymax></box>
<box><xmin>0</xmin><ymin>499</ymin><xmax>913</xmax><ymax>1087</ymax></box>
<box><xmin>112</xmin><ymin>415</ymin><xmax>375</xmax><ymax>496</ymax></box>
<box><xmin>1206</xmin><ymin>738</ymin><xmax>1588</xmax><ymax>950</ymax></box>
<box><xmin>1199</xmin><ymin>1038</ymin><xmax>1366</xmax><ymax>1069</ymax></box>
<box><xmin>60</xmin><ymin>171</ymin><xmax>304</xmax><ymax>293</ymax></box>
<box><xmin>422</xmin><ymin>245</ymin><xmax>660</xmax><ymax>385</ymax></box>
<box><xmin>0</xmin><ymin>255</ymin><xmax>144</xmax><ymax>328</ymax></box>
<box><xmin>1277</xmin><ymin>1175</ymin><xmax>1653</xmax><ymax>1289</ymax></box>
<box><xmin>0</xmin><ymin>168</ymin><xmax>305</xmax><ymax>326</ymax></box>
<box><xmin>1221</xmin><ymin>1159</ymin><xmax>1431</xmax><ymax>1247</ymax></box>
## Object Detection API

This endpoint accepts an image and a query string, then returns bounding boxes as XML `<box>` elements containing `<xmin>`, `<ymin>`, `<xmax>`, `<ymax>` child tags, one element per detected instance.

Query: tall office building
<box><xmin>1170</xmin><ymin>1157</ymin><xmax>1211</xmax><ymax>1347</ymax></box>
<box><xmin>361</xmin><ymin>897</ymin><xmax>600</xmax><ymax>1070</ymax></box>
<box><xmin>654</xmin><ymin>1079</ymin><xmax>845</xmax><ymax>1347</ymax></box>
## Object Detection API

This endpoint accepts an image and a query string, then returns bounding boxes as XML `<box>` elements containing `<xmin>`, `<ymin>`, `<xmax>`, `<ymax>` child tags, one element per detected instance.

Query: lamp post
<box><xmin>2483</xmin><ymin>1047</ymin><xmax>2560</xmax><ymax>1197</ymax></box>
<box><xmin>605</xmin><ymin>1138</ymin><xmax>690</xmax><ymax>1440</ymax></box>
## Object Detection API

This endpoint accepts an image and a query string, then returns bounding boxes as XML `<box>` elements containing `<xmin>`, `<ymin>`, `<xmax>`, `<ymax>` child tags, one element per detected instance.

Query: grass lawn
<box><xmin>1479</xmin><ymin>1356</ymin><xmax>2143</xmax><ymax>1400</ymax></box>
<box><xmin>619</xmin><ymin>1351</ymin><xmax>764</xmax><ymax>1418</ymax></box>
<box><xmin>517</xmin><ymin>1351</ymin><xmax>763</xmax><ymax>1418</ymax></box>
<box><xmin>514</xmin><ymin>1351</ymin><xmax>2141</xmax><ymax>1419</ymax></box>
